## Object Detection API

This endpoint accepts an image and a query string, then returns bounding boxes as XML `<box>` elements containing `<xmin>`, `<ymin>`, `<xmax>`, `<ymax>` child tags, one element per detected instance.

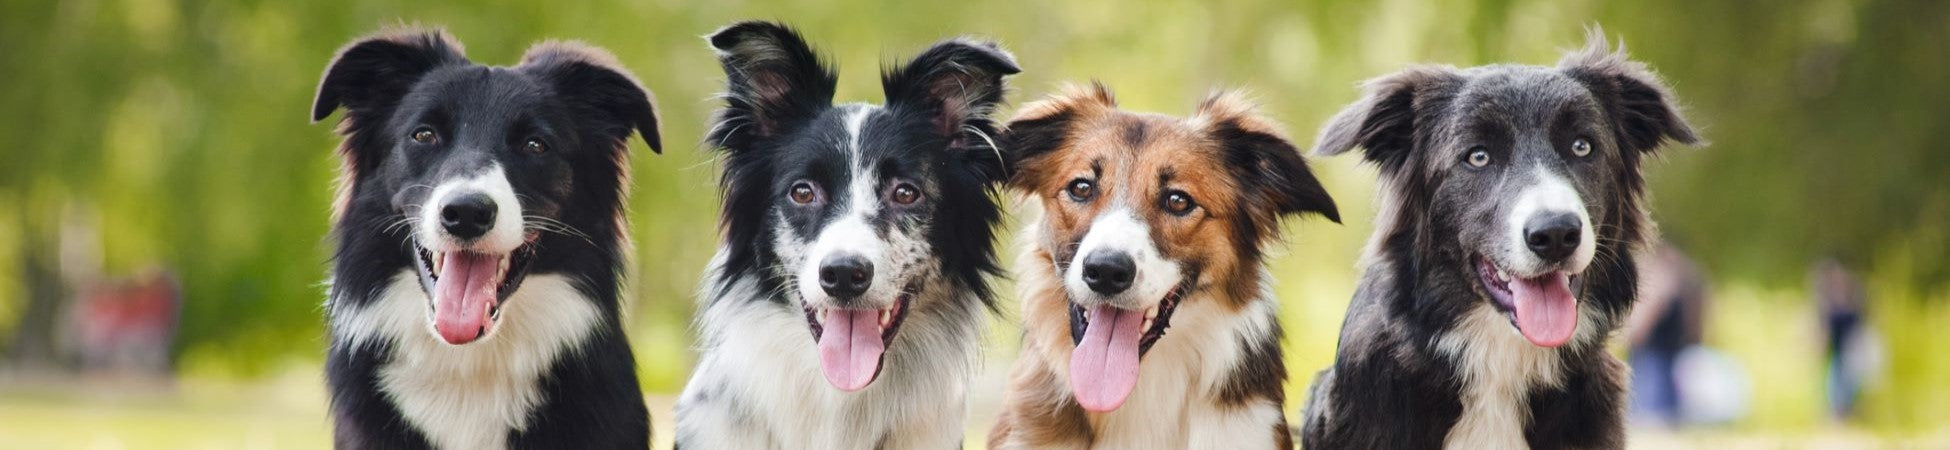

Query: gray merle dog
<box><xmin>1301</xmin><ymin>29</ymin><xmax>1700</xmax><ymax>449</ymax></box>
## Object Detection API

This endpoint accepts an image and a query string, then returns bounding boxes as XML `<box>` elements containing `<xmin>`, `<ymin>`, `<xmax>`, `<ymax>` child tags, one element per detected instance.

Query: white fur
<box><xmin>1000</xmin><ymin>284</ymin><xmax>1286</xmax><ymax>450</ymax></box>
<box><xmin>1434</xmin><ymin>304</ymin><xmax>1565</xmax><ymax>450</ymax></box>
<box><xmin>1107</xmin><ymin>293</ymin><xmax>1282</xmax><ymax>449</ymax></box>
<box><xmin>329</xmin><ymin>271</ymin><xmax>601</xmax><ymax>450</ymax></box>
<box><xmin>1064</xmin><ymin>209</ymin><xmax>1183</xmax><ymax>310</ymax></box>
<box><xmin>794</xmin><ymin>213</ymin><xmax>894</xmax><ymax>307</ymax></box>
<box><xmin>1437</xmin><ymin>164</ymin><xmax>1608</xmax><ymax>448</ymax></box>
<box><xmin>844</xmin><ymin>105</ymin><xmax>875</xmax><ymax>155</ymax></box>
<box><xmin>677</xmin><ymin>260</ymin><xmax>979</xmax><ymax>449</ymax></box>
<box><xmin>680</xmin><ymin>103</ymin><xmax>973</xmax><ymax>446</ymax></box>
<box><xmin>1500</xmin><ymin>164</ymin><xmax>1596</xmax><ymax>276</ymax></box>
<box><xmin>417</xmin><ymin>164</ymin><xmax>526</xmax><ymax>255</ymax></box>
<box><xmin>788</xmin><ymin>105</ymin><xmax>916</xmax><ymax>311</ymax></box>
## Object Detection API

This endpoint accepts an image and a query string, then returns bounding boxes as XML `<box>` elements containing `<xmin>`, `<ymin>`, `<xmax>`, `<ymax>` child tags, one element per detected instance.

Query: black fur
<box><xmin>675</xmin><ymin>21</ymin><xmax>1018</xmax><ymax>447</ymax></box>
<box><xmin>702</xmin><ymin>21</ymin><xmax>1016</xmax><ymax>308</ymax></box>
<box><xmin>1302</xmin><ymin>31</ymin><xmax>1697</xmax><ymax>449</ymax></box>
<box><xmin>313</xmin><ymin>28</ymin><xmax>656</xmax><ymax>449</ymax></box>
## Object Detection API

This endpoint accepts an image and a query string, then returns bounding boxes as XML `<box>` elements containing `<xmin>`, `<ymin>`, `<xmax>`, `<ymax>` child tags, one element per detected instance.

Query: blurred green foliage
<box><xmin>0</xmin><ymin>0</ymin><xmax>1946</xmax><ymax>434</ymax></box>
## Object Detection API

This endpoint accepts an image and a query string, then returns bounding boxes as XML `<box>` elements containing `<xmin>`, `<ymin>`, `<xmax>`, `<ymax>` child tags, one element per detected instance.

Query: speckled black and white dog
<box><xmin>1301</xmin><ymin>30</ymin><xmax>1700</xmax><ymax>449</ymax></box>
<box><xmin>312</xmin><ymin>28</ymin><xmax>660</xmax><ymax>449</ymax></box>
<box><xmin>674</xmin><ymin>21</ymin><xmax>1018</xmax><ymax>448</ymax></box>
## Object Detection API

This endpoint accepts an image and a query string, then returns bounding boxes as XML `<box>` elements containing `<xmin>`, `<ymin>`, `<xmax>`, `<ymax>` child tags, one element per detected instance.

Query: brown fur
<box><xmin>992</xmin><ymin>83</ymin><xmax>1335</xmax><ymax>448</ymax></box>
<box><xmin>1008</xmin><ymin>84</ymin><xmax>1296</xmax><ymax>310</ymax></box>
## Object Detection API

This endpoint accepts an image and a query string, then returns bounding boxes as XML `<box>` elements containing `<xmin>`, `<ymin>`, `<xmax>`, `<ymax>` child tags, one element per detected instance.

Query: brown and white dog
<box><xmin>989</xmin><ymin>83</ymin><xmax>1339</xmax><ymax>449</ymax></box>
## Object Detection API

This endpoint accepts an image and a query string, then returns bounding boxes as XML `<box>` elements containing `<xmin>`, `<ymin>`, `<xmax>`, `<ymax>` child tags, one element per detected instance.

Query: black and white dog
<box><xmin>674</xmin><ymin>21</ymin><xmax>1018</xmax><ymax>448</ymax></box>
<box><xmin>1301</xmin><ymin>30</ymin><xmax>1700</xmax><ymax>449</ymax></box>
<box><xmin>312</xmin><ymin>28</ymin><xmax>661</xmax><ymax>449</ymax></box>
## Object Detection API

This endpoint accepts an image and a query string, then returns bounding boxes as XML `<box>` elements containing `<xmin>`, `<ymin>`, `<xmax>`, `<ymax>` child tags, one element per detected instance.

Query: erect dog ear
<box><xmin>1311</xmin><ymin>65</ymin><xmax>1461</xmax><ymax>173</ymax></box>
<box><xmin>520</xmin><ymin>42</ymin><xmax>663</xmax><ymax>153</ymax></box>
<box><xmin>1000</xmin><ymin>82</ymin><xmax>1116</xmax><ymax>189</ymax></box>
<box><xmin>311</xmin><ymin>28</ymin><xmax>467</xmax><ymax>123</ymax></box>
<box><xmin>883</xmin><ymin>38</ymin><xmax>1021</xmax><ymax>183</ymax></box>
<box><xmin>1559</xmin><ymin>27</ymin><xmax>1701</xmax><ymax>153</ymax></box>
<box><xmin>705</xmin><ymin>21</ymin><xmax>837</xmax><ymax>151</ymax></box>
<box><xmin>1198</xmin><ymin>91</ymin><xmax>1340</xmax><ymax>223</ymax></box>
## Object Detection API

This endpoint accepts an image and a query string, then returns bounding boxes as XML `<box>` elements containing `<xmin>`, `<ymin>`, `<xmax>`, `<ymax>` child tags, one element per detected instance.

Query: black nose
<box><xmin>1524</xmin><ymin>212</ymin><xmax>1583</xmax><ymax>262</ymax></box>
<box><xmin>818</xmin><ymin>255</ymin><xmax>874</xmax><ymax>299</ymax></box>
<box><xmin>440</xmin><ymin>193</ymin><xmax>497</xmax><ymax>240</ymax></box>
<box><xmin>1081</xmin><ymin>251</ymin><xmax>1136</xmax><ymax>295</ymax></box>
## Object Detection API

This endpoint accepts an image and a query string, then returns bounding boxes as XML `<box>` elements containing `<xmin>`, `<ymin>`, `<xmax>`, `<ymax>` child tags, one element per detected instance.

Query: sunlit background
<box><xmin>1</xmin><ymin>0</ymin><xmax>1946</xmax><ymax>448</ymax></box>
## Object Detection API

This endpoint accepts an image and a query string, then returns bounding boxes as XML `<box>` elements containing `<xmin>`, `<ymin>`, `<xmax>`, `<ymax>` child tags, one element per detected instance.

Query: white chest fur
<box><xmin>1074</xmin><ymin>295</ymin><xmax>1285</xmax><ymax>450</ymax></box>
<box><xmin>1434</xmin><ymin>305</ymin><xmax>1565</xmax><ymax>450</ymax></box>
<box><xmin>677</xmin><ymin>278</ymin><xmax>977</xmax><ymax>450</ymax></box>
<box><xmin>331</xmin><ymin>272</ymin><xmax>601</xmax><ymax>450</ymax></box>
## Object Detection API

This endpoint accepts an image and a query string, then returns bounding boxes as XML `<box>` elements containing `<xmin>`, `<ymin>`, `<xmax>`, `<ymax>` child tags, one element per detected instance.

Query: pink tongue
<box><xmin>1510</xmin><ymin>272</ymin><xmax>1578</xmax><ymax>347</ymax></box>
<box><xmin>816</xmin><ymin>309</ymin><xmax>886</xmax><ymax>392</ymax></box>
<box><xmin>1069</xmin><ymin>304</ymin><xmax>1144</xmax><ymax>412</ymax></box>
<box><xmin>432</xmin><ymin>252</ymin><xmax>499</xmax><ymax>345</ymax></box>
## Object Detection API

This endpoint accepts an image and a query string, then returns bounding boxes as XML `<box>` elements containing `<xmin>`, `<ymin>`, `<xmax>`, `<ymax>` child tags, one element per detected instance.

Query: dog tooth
<box><xmin>879</xmin><ymin>310</ymin><xmax>892</xmax><ymax>327</ymax></box>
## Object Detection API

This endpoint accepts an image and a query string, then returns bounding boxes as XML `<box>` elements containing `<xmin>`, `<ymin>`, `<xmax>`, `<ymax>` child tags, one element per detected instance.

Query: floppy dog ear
<box><xmin>1198</xmin><ymin>91</ymin><xmax>1340</xmax><ymax>223</ymax></box>
<box><xmin>311</xmin><ymin>28</ymin><xmax>467</xmax><ymax>123</ymax></box>
<box><xmin>1559</xmin><ymin>28</ymin><xmax>1701</xmax><ymax>153</ymax></box>
<box><xmin>705</xmin><ymin>21</ymin><xmax>837</xmax><ymax>151</ymax></box>
<box><xmin>519</xmin><ymin>42</ymin><xmax>663</xmax><ymax>153</ymax></box>
<box><xmin>883</xmin><ymin>38</ymin><xmax>1022</xmax><ymax>183</ymax></box>
<box><xmin>1311</xmin><ymin>66</ymin><xmax>1460</xmax><ymax>173</ymax></box>
<box><xmin>1000</xmin><ymin>82</ymin><xmax>1116</xmax><ymax>188</ymax></box>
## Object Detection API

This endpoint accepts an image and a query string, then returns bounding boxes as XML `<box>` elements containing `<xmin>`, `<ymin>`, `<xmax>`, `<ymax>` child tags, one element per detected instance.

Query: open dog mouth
<box><xmin>801</xmin><ymin>284</ymin><xmax>917</xmax><ymax>392</ymax></box>
<box><xmin>414</xmin><ymin>243</ymin><xmax>536</xmax><ymax>345</ymax></box>
<box><xmin>1064</xmin><ymin>278</ymin><xmax>1191</xmax><ymax>413</ymax></box>
<box><xmin>1474</xmin><ymin>255</ymin><xmax>1583</xmax><ymax>348</ymax></box>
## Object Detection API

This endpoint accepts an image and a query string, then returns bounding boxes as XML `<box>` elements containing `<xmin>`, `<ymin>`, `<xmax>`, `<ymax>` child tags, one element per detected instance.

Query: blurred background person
<box><xmin>1628</xmin><ymin>240</ymin><xmax>1750</xmax><ymax>427</ymax></box>
<box><xmin>1813</xmin><ymin>257</ymin><xmax>1884</xmax><ymax>422</ymax></box>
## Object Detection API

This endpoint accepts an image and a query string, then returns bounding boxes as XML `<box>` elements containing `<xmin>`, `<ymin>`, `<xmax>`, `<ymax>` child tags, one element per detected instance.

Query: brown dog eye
<box><xmin>524</xmin><ymin>138</ymin><xmax>548</xmax><ymax>155</ymax></box>
<box><xmin>1163</xmin><ymin>191</ymin><xmax>1195</xmax><ymax>215</ymax></box>
<box><xmin>890</xmin><ymin>183</ymin><xmax>921</xmax><ymax>205</ymax></box>
<box><xmin>789</xmin><ymin>182</ymin><xmax>818</xmax><ymax>205</ymax></box>
<box><xmin>1466</xmin><ymin>147</ymin><xmax>1492</xmax><ymax>167</ymax></box>
<box><xmin>411</xmin><ymin>128</ymin><xmax>437</xmax><ymax>144</ymax></box>
<box><xmin>1570</xmin><ymin>138</ymin><xmax>1592</xmax><ymax>157</ymax></box>
<box><xmin>1066</xmin><ymin>179</ymin><xmax>1095</xmax><ymax>202</ymax></box>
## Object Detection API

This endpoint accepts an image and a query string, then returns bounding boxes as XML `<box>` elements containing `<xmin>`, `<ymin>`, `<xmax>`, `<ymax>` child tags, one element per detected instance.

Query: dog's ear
<box><xmin>1198</xmin><ymin>91</ymin><xmax>1340</xmax><ymax>223</ymax></box>
<box><xmin>1312</xmin><ymin>66</ymin><xmax>1460</xmax><ymax>173</ymax></box>
<box><xmin>705</xmin><ymin>21</ymin><xmax>837</xmax><ymax>151</ymax></box>
<box><xmin>312</xmin><ymin>28</ymin><xmax>467</xmax><ymax>123</ymax></box>
<box><xmin>520</xmin><ymin>42</ymin><xmax>662</xmax><ymax>153</ymax></box>
<box><xmin>883</xmin><ymin>38</ymin><xmax>1021</xmax><ymax>183</ymax></box>
<box><xmin>1001</xmin><ymin>82</ymin><xmax>1116</xmax><ymax>188</ymax></box>
<box><xmin>1559</xmin><ymin>28</ymin><xmax>1701</xmax><ymax>153</ymax></box>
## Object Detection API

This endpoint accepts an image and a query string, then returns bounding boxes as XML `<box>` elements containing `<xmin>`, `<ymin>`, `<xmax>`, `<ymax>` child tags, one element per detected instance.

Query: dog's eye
<box><xmin>1066</xmin><ymin>179</ymin><xmax>1095</xmax><ymax>202</ymax></box>
<box><xmin>789</xmin><ymin>182</ymin><xmax>819</xmax><ymax>205</ymax></box>
<box><xmin>411</xmin><ymin>128</ymin><xmax>437</xmax><ymax>145</ymax></box>
<box><xmin>1163</xmin><ymin>191</ymin><xmax>1196</xmax><ymax>215</ymax></box>
<box><xmin>1570</xmin><ymin>138</ymin><xmax>1592</xmax><ymax>157</ymax></box>
<box><xmin>889</xmin><ymin>183</ymin><xmax>921</xmax><ymax>205</ymax></box>
<box><xmin>1465</xmin><ymin>147</ymin><xmax>1492</xmax><ymax>168</ymax></box>
<box><xmin>524</xmin><ymin>138</ymin><xmax>548</xmax><ymax>155</ymax></box>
